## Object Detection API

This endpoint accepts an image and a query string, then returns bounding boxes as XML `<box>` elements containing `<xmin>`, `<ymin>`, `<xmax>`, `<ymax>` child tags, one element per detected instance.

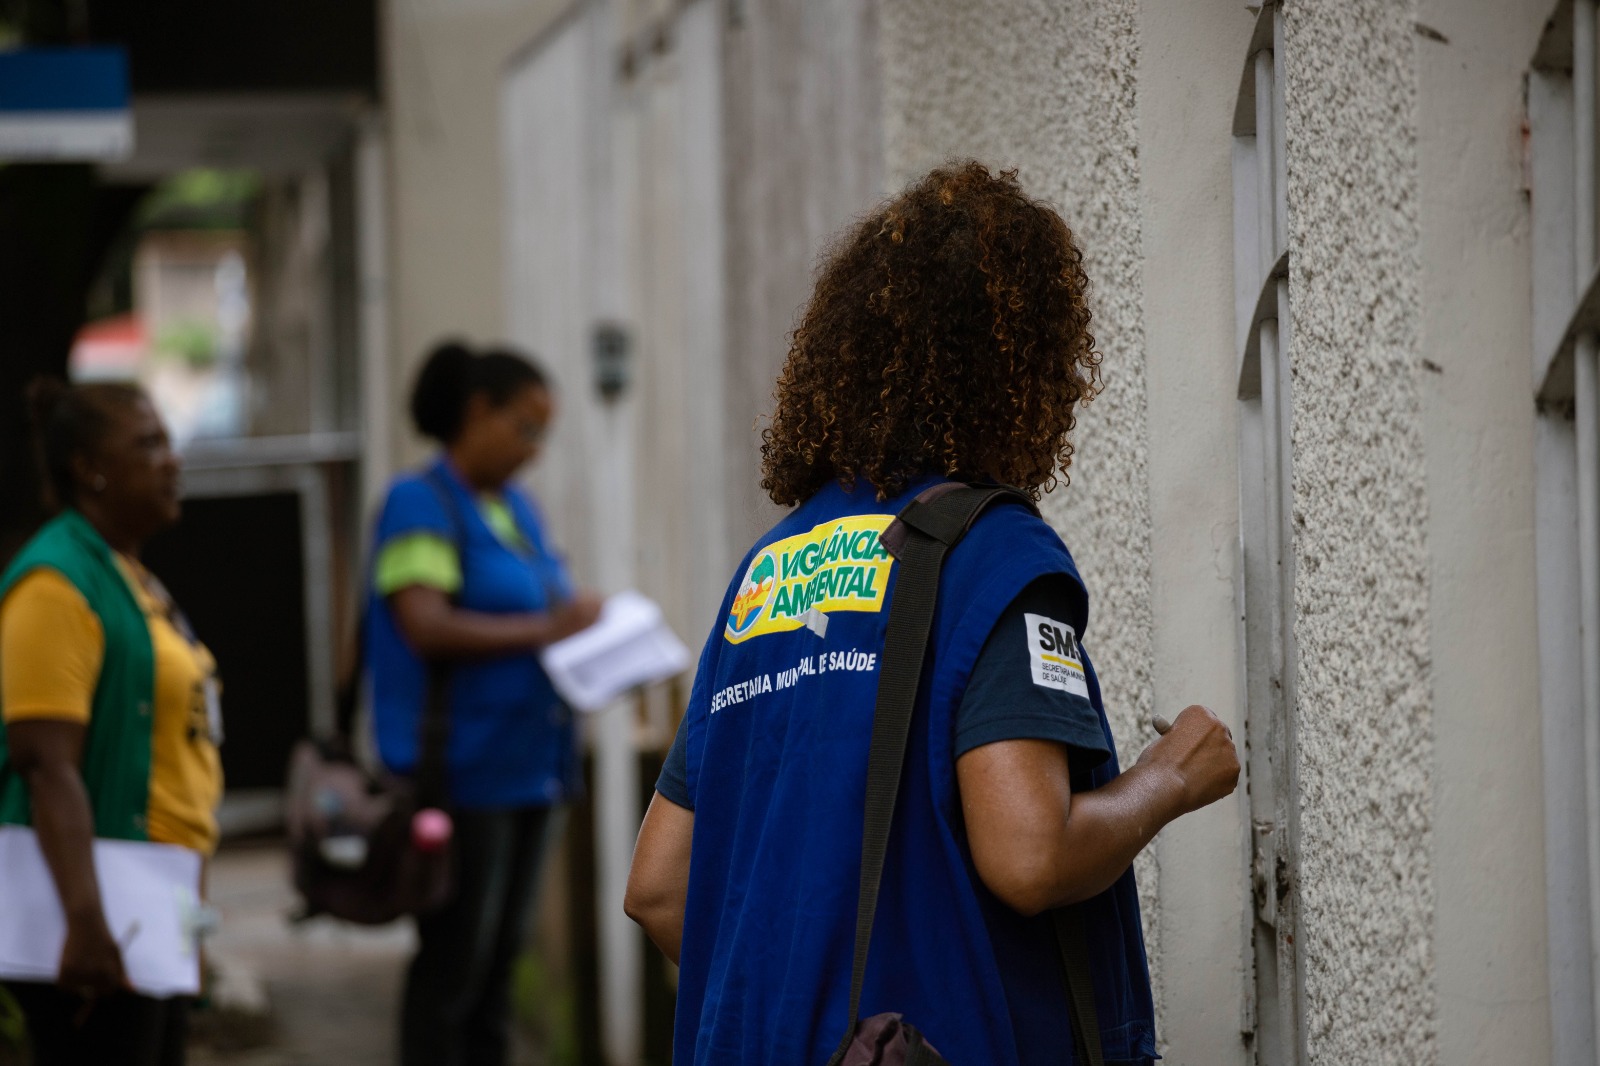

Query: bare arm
<box><xmin>7</xmin><ymin>719</ymin><xmax>127</xmax><ymax>995</ymax></box>
<box><xmin>959</xmin><ymin>704</ymin><xmax>1239</xmax><ymax>916</ymax></box>
<box><xmin>625</xmin><ymin>792</ymin><xmax>695</xmax><ymax>964</ymax></box>
<box><xmin>388</xmin><ymin>586</ymin><xmax>601</xmax><ymax>661</ymax></box>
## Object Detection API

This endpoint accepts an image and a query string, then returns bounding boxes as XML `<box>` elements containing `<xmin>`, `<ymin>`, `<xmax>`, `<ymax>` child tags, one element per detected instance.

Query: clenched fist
<box><xmin>1138</xmin><ymin>705</ymin><xmax>1240</xmax><ymax>817</ymax></box>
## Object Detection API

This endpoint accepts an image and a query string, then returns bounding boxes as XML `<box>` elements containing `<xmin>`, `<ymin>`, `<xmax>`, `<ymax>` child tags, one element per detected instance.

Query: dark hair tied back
<box><xmin>26</xmin><ymin>376</ymin><xmax>71</xmax><ymax>436</ymax></box>
<box><xmin>410</xmin><ymin>341</ymin><xmax>549</xmax><ymax>444</ymax></box>
<box><xmin>409</xmin><ymin>342</ymin><xmax>476</xmax><ymax>442</ymax></box>
<box><xmin>26</xmin><ymin>376</ymin><xmax>145</xmax><ymax>512</ymax></box>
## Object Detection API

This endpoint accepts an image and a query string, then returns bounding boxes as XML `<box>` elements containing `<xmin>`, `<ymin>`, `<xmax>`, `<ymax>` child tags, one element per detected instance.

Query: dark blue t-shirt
<box><xmin>658</xmin><ymin>574</ymin><xmax>1110</xmax><ymax>804</ymax></box>
<box><xmin>366</xmin><ymin>460</ymin><xmax>579</xmax><ymax>810</ymax></box>
<box><xmin>661</xmin><ymin>479</ymin><xmax>1157</xmax><ymax>1066</ymax></box>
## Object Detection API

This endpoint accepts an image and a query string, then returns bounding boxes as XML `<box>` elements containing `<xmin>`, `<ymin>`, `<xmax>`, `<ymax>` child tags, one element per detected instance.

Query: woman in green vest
<box><xmin>0</xmin><ymin>380</ymin><xmax>221</xmax><ymax>1066</ymax></box>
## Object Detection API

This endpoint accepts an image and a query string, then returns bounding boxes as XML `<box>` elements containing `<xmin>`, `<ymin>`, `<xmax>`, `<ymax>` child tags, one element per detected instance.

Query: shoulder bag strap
<box><xmin>828</xmin><ymin>482</ymin><xmax>1056</xmax><ymax>1065</ymax></box>
<box><xmin>827</xmin><ymin>482</ymin><xmax>1105</xmax><ymax>1066</ymax></box>
<box><xmin>1053</xmin><ymin>907</ymin><xmax>1106</xmax><ymax>1066</ymax></box>
<box><xmin>413</xmin><ymin>469</ymin><xmax>468</xmax><ymax>808</ymax></box>
<box><xmin>334</xmin><ymin>611</ymin><xmax>367</xmax><ymax>744</ymax></box>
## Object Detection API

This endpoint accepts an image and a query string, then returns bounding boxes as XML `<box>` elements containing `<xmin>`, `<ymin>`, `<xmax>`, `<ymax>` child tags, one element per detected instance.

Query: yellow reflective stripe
<box><xmin>374</xmin><ymin>533</ymin><xmax>462</xmax><ymax>595</ymax></box>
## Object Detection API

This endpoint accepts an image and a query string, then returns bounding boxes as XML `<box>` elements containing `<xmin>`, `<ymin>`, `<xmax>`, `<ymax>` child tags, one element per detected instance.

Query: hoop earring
<box><xmin>91</xmin><ymin>475</ymin><xmax>107</xmax><ymax>492</ymax></box>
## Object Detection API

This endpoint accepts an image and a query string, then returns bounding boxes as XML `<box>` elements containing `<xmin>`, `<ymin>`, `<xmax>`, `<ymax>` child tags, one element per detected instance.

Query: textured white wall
<box><xmin>1282</xmin><ymin>2</ymin><xmax>1438</xmax><ymax>1062</ymax></box>
<box><xmin>1414</xmin><ymin>1</ymin><xmax>1552</xmax><ymax>1061</ymax></box>
<box><xmin>879</xmin><ymin>0</ymin><xmax>1164</xmax><ymax>1020</ymax></box>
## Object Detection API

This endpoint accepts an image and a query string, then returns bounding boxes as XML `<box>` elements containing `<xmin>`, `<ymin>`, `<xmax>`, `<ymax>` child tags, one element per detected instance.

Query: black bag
<box><xmin>825</xmin><ymin>483</ymin><xmax>1106</xmax><ymax>1066</ymax></box>
<box><xmin>285</xmin><ymin>469</ymin><xmax>462</xmax><ymax>925</ymax></box>
<box><xmin>284</xmin><ymin>671</ymin><xmax>453</xmax><ymax>925</ymax></box>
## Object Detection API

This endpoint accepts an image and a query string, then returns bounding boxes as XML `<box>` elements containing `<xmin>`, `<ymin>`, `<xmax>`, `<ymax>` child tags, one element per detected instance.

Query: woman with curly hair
<box><xmin>626</xmin><ymin>162</ymin><xmax>1239</xmax><ymax>1065</ymax></box>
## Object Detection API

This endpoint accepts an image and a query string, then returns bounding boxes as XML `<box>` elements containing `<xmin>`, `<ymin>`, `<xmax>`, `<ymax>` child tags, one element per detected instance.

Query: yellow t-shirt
<box><xmin>0</xmin><ymin>561</ymin><xmax>223</xmax><ymax>854</ymax></box>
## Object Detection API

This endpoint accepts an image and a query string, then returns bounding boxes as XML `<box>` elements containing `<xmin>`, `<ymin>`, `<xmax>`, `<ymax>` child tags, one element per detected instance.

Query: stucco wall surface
<box><xmin>1281</xmin><ymin>2</ymin><xmax>1438</xmax><ymax>1062</ymax></box>
<box><xmin>879</xmin><ymin>0</ymin><xmax>1162</xmax><ymax>1016</ymax></box>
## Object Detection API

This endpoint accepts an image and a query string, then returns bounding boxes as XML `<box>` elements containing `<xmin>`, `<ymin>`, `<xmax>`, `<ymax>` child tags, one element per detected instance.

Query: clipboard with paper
<box><xmin>0</xmin><ymin>825</ymin><xmax>204</xmax><ymax>997</ymax></box>
<box><xmin>539</xmin><ymin>590</ymin><xmax>691</xmax><ymax>712</ymax></box>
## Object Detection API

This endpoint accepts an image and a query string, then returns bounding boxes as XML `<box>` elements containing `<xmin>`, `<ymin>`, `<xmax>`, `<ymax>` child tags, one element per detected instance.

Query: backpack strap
<box><xmin>831</xmin><ymin>482</ymin><xmax>1110</xmax><ymax>1066</ymax></box>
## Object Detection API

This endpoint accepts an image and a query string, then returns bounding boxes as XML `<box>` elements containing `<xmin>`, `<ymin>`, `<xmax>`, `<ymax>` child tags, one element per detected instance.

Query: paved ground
<box><xmin>2</xmin><ymin>841</ymin><xmax>559</xmax><ymax>1065</ymax></box>
<box><xmin>191</xmin><ymin>843</ymin><xmax>549</xmax><ymax>1066</ymax></box>
<box><xmin>188</xmin><ymin>843</ymin><xmax>414</xmax><ymax>1066</ymax></box>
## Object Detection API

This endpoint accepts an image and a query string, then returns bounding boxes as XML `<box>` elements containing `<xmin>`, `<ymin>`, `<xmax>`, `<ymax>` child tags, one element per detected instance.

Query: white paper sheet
<box><xmin>0</xmin><ymin>825</ymin><xmax>204</xmax><ymax>997</ymax></box>
<box><xmin>540</xmin><ymin>590</ymin><xmax>691</xmax><ymax>712</ymax></box>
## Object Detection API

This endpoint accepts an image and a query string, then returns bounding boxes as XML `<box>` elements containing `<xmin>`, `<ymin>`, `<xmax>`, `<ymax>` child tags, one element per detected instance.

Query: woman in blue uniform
<box><xmin>367</xmin><ymin>342</ymin><xmax>599</xmax><ymax>1066</ymax></box>
<box><xmin>625</xmin><ymin>163</ymin><xmax>1240</xmax><ymax>1065</ymax></box>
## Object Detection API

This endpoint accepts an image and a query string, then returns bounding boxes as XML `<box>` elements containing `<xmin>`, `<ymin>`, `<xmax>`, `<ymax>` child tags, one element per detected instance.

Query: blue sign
<box><xmin>0</xmin><ymin>47</ymin><xmax>132</xmax><ymax>161</ymax></box>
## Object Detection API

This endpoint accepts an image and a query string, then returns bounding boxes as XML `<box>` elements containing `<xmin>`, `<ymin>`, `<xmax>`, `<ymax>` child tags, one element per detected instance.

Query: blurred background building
<box><xmin>0</xmin><ymin>0</ymin><xmax>1593</xmax><ymax>1064</ymax></box>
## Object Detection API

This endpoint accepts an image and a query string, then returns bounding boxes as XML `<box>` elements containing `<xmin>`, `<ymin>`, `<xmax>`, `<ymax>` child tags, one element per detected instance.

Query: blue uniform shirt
<box><xmin>663</xmin><ymin>478</ymin><xmax>1158</xmax><ymax>1066</ymax></box>
<box><xmin>366</xmin><ymin>459</ymin><xmax>579</xmax><ymax>810</ymax></box>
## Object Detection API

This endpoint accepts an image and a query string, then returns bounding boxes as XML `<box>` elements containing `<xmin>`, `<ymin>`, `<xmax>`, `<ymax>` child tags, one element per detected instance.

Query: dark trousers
<box><xmin>3</xmin><ymin>981</ymin><xmax>188</xmax><ymax>1066</ymax></box>
<box><xmin>400</xmin><ymin>805</ymin><xmax>557</xmax><ymax>1066</ymax></box>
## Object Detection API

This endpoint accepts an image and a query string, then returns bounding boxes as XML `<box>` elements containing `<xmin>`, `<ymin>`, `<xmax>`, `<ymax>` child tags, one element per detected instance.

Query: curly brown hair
<box><xmin>760</xmin><ymin>161</ymin><xmax>1102</xmax><ymax>506</ymax></box>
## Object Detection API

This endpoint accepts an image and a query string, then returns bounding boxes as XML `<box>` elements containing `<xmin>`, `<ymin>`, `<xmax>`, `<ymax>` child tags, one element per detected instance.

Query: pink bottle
<box><xmin>411</xmin><ymin>807</ymin><xmax>454</xmax><ymax>853</ymax></box>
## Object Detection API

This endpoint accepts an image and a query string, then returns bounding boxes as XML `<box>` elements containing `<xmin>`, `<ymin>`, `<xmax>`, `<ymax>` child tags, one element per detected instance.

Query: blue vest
<box><xmin>366</xmin><ymin>460</ymin><xmax>578</xmax><ymax>810</ymax></box>
<box><xmin>674</xmin><ymin>478</ymin><xmax>1157</xmax><ymax>1065</ymax></box>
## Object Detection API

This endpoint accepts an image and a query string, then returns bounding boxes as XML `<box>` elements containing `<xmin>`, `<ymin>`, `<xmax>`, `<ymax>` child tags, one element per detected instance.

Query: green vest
<box><xmin>0</xmin><ymin>510</ymin><xmax>155</xmax><ymax>840</ymax></box>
